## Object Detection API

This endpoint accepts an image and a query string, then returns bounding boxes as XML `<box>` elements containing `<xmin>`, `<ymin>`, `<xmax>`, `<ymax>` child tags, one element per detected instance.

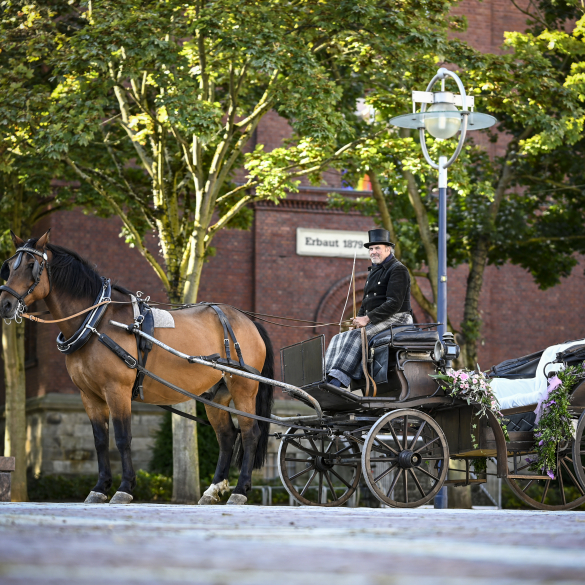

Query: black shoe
<box><xmin>327</xmin><ymin>377</ymin><xmax>343</xmax><ymax>388</ymax></box>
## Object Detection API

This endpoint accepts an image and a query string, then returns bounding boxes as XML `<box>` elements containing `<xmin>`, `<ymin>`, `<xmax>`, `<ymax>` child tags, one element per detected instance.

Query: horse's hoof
<box><xmin>84</xmin><ymin>491</ymin><xmax>108</xmax><ymax>504</ymax></box>
<box><xmin>226</xmin><ymin>494</ymin><xmax>247</xmax><ymax>505</ymax></box>
<box><xmin>199</xmin><ymin>479</ymin><xmax>230</xmax><ymax>505</ymax></box>
<box><xmin>110</xmin><ymin>491</ymin><xmax>133</xmax><ymax>504</ymax></box>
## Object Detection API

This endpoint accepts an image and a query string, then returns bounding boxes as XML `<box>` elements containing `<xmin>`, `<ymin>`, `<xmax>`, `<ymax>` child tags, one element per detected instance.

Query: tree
<box><xmin>0</xmin><ymin>4</ymin><xmax>79</xmax><ymax>501</ymax></box>
<box><xmin>331</xmin><ymin>1</ymin><xmax>585</xmax><ymax>367</ymax></box>
<box><xmin>2</xmin><ymin>0</ymin><xmax>462</xmax><ymax>500</ymax></box>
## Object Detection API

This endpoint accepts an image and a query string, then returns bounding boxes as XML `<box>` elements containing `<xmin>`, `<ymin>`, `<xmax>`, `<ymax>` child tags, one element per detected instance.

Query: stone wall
<box><xmin>1</xmin><ymin>393</ymin><xmax>165</xmax><ymax>476</ymax></box>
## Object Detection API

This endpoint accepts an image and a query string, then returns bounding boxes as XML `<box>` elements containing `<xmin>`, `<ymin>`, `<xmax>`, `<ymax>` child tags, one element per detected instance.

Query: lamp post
<box><xmin>390</xmin><ymin>68</ymin><xmax>497</xmax><ymax>341</ymax></box>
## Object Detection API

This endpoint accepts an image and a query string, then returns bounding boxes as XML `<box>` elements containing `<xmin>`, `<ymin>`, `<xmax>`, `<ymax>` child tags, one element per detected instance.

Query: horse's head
<box><xmin>0</xmin><ymin>230</ymin><xmax>52</xmax><ymax>319</ymax></box>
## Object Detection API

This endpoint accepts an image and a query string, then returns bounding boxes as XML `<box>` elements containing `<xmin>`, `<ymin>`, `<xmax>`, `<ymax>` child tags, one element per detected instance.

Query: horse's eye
<box><xmin>28</xmin><ymin>263</ymin><xmax>34</xmax><ymax>270</ymax></box>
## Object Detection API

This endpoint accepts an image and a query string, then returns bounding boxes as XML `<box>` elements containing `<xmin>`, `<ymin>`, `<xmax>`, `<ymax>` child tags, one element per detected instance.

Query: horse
<box><xmin>0</xmin><ymin>230</ymin><xmax>274</xmax><ymax>505</ymax></box>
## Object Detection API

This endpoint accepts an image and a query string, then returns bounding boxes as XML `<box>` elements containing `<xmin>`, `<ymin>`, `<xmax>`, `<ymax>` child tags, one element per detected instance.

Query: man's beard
<box><xmin>371</xmin><ymin>256</ymin><xmax>382</xmax><ymax>264</ymax></box>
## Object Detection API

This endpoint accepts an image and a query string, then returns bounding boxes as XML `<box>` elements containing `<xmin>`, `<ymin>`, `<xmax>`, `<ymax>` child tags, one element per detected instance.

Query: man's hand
<box><xmin>352</xmin><ymin>316</ymin><xmax>370</xmax><ymax>328</ymax></box>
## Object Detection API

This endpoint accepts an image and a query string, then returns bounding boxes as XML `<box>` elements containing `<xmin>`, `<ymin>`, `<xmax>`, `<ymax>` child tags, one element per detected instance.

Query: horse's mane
<box><xmin>25</xmin><ymin>237</ymin><xmax>131</xmax><ymax>300</ymax></box>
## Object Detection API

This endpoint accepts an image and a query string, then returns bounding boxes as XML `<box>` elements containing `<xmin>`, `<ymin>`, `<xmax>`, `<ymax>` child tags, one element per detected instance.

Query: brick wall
<box><xmin>2</xmin><ymin>0</ymin><xmax>584</xmax><ymax>472</ymax></box>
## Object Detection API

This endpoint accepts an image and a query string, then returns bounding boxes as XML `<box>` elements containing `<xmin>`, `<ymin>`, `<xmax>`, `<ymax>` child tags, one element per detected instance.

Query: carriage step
<box><xmin>507</xmin><ymin>474</ymin><xmax>550</xmax><ymax>480</ymax></box>
<box><xmin>444</xmin><ymin>479</ymin><xmax>486</xmax><ymax>487</ymax></box>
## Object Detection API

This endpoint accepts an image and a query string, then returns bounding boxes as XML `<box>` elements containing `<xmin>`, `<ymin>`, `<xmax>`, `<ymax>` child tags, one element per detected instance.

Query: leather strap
<box><xmin>56</xmin><ymin>278</ymin><xmax>111</xmax><ymax>354</ymax></box>
<box><xmin>201</xmin><ymin>303</ymin><xmax>260</xmax><ymax>375</ymax></box>
<box><xmin>157</xmin><ymin>404</ymin><xmax>212</xmax><ymax>427</ymax></box>
<box><xmin>132</xmin><ymin>301</ymin><xmax>154</xmax><ymax>401</ymax></box>
<box><xmin>96</xmin><ymin>331</ymin><xmax>323</xmax><ymax>432</ymax></box>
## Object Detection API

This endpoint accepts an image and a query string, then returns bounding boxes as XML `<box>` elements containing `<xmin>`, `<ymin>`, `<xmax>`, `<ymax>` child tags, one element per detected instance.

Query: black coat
<box><xmin>357</xmin><ymin>255</ymin><xmax>411</xmax><ymax>324</ymax></box>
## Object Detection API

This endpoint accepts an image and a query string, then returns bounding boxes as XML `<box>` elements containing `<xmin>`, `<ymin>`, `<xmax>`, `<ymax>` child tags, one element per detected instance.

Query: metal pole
<box><xmin>437</xmin><ymin>155</ymin><xmax>448</xmax><ymax>341</ymax></box>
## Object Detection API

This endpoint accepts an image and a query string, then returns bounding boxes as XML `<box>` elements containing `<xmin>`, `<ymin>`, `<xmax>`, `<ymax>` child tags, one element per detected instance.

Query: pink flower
<box><xmin>459</xmin><ymin>372</ymin><xmax>469</xmax><ymax>381</ymax></box>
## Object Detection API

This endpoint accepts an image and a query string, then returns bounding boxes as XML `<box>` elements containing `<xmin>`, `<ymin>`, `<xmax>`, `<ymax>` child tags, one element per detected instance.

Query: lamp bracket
<box><xmin>411</xmin><ymin>91</ymin><xmax>474</xmax><ymax>109</ymax></box>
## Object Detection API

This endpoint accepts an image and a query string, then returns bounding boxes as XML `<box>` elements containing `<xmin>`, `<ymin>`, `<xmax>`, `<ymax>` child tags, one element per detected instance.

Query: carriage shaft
<box><xmin>109</xmin><ymin>320</ymin><xmax>323</xmax><ymax>420</ymax></box>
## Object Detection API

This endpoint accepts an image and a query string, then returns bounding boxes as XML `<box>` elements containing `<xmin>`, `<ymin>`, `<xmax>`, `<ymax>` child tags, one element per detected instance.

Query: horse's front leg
<box><xmin>227</xmin><ymin>383</ymin><xmax>261</xmax><ymax>505</ymax></box>
<box><xmin>106</xmin><ymin>388</ymin><xmax>136</xmax><ymax>504</ymax></box>
<box><xmin>81</xmin><ymin>392</ymin><xmax>112</xmax><ymax>503</ymax></box>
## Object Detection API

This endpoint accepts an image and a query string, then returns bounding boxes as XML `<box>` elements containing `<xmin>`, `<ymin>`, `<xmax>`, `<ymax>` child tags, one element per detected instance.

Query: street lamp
<box><xmin>390</xmin><ymin>67</ymin><xmax>497</xmax><ymax>341</ymax></box>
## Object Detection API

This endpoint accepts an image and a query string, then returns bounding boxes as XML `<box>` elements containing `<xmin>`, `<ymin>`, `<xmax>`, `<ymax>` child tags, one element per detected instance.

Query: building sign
<box><xmin>296</xmin><ymin>228</ymin><xmax>370</xmax><ymax>259</ymax></box>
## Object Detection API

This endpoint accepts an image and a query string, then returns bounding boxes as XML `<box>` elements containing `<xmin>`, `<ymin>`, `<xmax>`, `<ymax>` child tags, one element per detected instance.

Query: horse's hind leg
<box><xmin>199</xmin><ymin>381</ymin><xmax>237</xmax><ymax>505</ymax></box>
<box><xmin>80</xmin><ymin>392</ymin><xmax>112</xmax><ymax>503</ymax></box>
<box><xmin>227</xmin><ymin>380</ymin><xmax>262</xmax><ymax>505</ymax></box>
<box><xmin>106</xmin><ymin>388</ymin><xmax>136</xmax><ymax>504</ymax></box>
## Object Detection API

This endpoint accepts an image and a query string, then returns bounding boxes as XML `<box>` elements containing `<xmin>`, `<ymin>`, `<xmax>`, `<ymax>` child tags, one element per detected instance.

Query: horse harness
<box><xmin>1</xmin><ymin>254</ymin><xmax>324</xmax><ymax>432</ymax></box>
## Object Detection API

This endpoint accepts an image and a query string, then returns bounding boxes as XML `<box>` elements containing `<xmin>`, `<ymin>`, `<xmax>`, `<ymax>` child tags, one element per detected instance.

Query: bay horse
<box><xmin>0</xmin><ymin>230</ymin><xmax>274</xmax><ymax>505</ymax></box>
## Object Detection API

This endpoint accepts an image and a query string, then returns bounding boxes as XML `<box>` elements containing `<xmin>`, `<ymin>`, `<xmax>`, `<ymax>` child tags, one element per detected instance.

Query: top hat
<box><xmin>364</xmin><ymin>228</ymin><xmax>394</xmax><ymax>248</ymax></box>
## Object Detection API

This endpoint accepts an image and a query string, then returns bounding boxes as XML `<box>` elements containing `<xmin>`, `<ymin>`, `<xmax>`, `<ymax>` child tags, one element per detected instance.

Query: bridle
<box><xmin>0</xmin><ymin>245</ymin><xmax>52</xmax><ymax>322</ymax></box>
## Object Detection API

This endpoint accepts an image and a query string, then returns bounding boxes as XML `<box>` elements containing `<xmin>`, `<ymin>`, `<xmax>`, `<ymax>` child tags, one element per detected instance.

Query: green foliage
<box><xmin>529</xmin><ymin>364</ymin><xmax>585</xmax><ymax>477</ymax></box>
<box><xmin>471</xmin><ymin>457</ymin><xmax>487</xmax><ymax>474</ymax></box>
<box><xmin>431</xmin><ymin>367</ymin><xmax>509</xmax><ymax>446</ymax></box>
<box><xmin>0</xmin><ymin>0</ymin><xmax>463</xmax><ymax>302</ymax></box>
<box><xmin>149</xmin><ymin>404</ymin><xmax>220</xmax><ymax>487</ymax></box>
<box><xmin>28</xmin><ymin>469</ymin><xmax>172</xmax><ymax>502</ymax></box>
<box><xmin>148</xmin><ymin>410</ymin><xmax>173</xmax><ymax>477</ymax></box>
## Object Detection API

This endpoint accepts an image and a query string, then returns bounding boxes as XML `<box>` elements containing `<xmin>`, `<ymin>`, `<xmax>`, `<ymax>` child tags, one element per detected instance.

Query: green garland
<box><xmin>431</xmin><ymin>367</ymin><xmax>509</xmax><ymax>448</ymax></box>
<box><xmin>528</xmin><ymin>364</ymin><xmax>585</xmax><ymax>479</ymax></box>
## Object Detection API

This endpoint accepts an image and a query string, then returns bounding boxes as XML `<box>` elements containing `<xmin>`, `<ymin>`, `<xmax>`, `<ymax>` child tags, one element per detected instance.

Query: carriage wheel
<box><xmin>278</xmin><ymin>428</ymin><xmax>361</xmax><ymax>506</ymax></box>
<box><xmin>572</xmin><ymin>411</ymin><xmax>585</xmax><ymax>491</ymax></box>
<box><xmin>361</xmin><ymin>409</ymin><xmax>449</xmax><ymax>508</ymax></box>
<box><xmin>505</xmin><ymin>440</ymin><xmax>585</xmax><ymax>511</ymax></box>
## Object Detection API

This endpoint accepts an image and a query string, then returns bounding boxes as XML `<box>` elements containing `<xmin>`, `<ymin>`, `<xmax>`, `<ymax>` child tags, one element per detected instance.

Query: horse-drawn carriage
<box><xmin>1</xmin><ymin>232</ymin><xmax>585</xmax><ymax>510</ymax></box>
<box><xmin>276</xmin><ymin>325</ymin><xmax>585</xmax><ymax>511</ymax></box>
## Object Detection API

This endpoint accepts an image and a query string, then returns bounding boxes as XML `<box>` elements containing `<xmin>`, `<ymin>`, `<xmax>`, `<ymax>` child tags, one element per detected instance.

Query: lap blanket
<box><xmin>325</xmin><ymin>312</ymin><xmax>413</xmax><ymax>387</ymax></box>
<box><xmin>491</xmin><ymin>339</ymin><xmax>585</xmax><ymax>410</ymax></box>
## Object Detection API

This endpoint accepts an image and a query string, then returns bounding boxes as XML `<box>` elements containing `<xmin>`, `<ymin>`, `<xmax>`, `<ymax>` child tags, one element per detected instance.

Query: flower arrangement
<box><xmin>528</xmin><ymin>363</ymin><xmax>585</xmax><ymax>479</ymax></box>
<box><xmin>431</xmin><ymin>367</ymin><xmax>509</xmax><ymax>448</ymax></box>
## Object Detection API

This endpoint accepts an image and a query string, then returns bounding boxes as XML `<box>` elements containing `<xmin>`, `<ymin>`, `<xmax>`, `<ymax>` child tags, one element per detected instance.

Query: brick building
<box><xmin>2</xmin><ymin>0</ymin><xmax>584</xmax><ymax>478</ymax></box>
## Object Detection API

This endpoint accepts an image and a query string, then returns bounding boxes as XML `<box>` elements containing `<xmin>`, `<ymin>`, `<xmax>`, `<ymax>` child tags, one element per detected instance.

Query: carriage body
<box><xmin>277</xmin><ymin>327</ymin><xmax>585</xmax><ymax>510</ymax></box>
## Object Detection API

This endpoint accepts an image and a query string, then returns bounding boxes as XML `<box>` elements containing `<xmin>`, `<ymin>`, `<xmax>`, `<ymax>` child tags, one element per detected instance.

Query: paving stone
<box><xmin>1</xmin><ymin>502</ymin><xmax>585</xmax><ymax>584</ymax></box>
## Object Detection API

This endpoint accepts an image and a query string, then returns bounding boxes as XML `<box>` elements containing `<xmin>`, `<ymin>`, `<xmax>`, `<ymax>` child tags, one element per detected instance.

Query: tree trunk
<box><xmin>369</xmin><ymin>170</ymin><xmax>437</xmax><ymax>319</ymax></box>
<box><xmin>459</xmin><ymin>238</ymin><xmax>490</xmax><ymax>369</ymax></box>
<box><xmin>171</xmin><ymin>244</ymin><xmax>203</xmax><ymax>502</ymax></box>
<box><xmin>2</xmin><ymin>320</ymin><xmax>28</xmax><ymax>501</ymax></box>
<box><xmin>171</xmin><ymin>400</ymin><xmax>201</xmax><ymax>504</ymax></box>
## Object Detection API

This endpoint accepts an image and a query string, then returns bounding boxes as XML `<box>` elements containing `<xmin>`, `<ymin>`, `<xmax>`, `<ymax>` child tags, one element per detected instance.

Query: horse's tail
<box><xmin>235</xmin><ymin>320</ymin><xmax>275</xmax><ymax>470</ymax></box>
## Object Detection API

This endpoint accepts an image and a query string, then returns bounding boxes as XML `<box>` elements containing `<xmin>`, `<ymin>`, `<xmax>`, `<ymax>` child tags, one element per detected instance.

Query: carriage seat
<box><xmin>369</xmin><ymin>326</ymin><xmax>439</xmax><ymax>349</ymax></box>
<box><xmin>490</xmin><ymin>340</ymin><xmax>585</xmax><ymax>410</ymax></box>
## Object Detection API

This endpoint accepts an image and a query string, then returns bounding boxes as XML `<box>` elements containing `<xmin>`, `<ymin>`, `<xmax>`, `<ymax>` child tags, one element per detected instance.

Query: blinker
<box><xmin>0</xmin><ymin>252</ymin><xmax>41</xmax><ymax>282</ymax></box>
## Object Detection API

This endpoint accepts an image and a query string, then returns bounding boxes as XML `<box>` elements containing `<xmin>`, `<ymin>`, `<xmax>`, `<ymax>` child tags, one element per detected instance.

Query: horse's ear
<box><xmin>35</xmin><ymin>229</ymin><xmax>51</xmax><ymax>250</ymax></box>
<box><xmin>10</xmin><ymin>231</ymin><xmax>25</xmax><ymax>248</ymax></box>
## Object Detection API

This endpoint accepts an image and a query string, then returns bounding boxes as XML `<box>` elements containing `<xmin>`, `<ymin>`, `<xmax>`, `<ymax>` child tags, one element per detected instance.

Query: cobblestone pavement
<box><xmin>1</xmin><ymin>502</ymin><xmax>585</xmax><ymax>584</ymax></box>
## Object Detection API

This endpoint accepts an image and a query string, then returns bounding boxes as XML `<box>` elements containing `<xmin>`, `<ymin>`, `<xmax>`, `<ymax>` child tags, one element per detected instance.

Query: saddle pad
<box><xmin>151</xmin><ymin>308</ymin><xmax>175</xmax><ymax>328</ymax></box>
<box><xmin>130</xmin><ymin>296</ymin><xmax>175</xmax><ymax>328</ymax></box>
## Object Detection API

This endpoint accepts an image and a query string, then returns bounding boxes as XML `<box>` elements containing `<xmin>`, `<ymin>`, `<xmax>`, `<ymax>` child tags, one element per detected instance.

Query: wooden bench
<box><xmin>0</xmin><ymin>456</ymin><xmax>15</xmax><ymax>502</ymax></box>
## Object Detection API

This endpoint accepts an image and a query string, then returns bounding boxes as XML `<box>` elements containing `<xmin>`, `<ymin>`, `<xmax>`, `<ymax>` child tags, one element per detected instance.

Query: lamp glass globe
<box><xmin>424</xmin><ymin>102</ymin><xmax>461</xmax><ymax>139</ymax></box>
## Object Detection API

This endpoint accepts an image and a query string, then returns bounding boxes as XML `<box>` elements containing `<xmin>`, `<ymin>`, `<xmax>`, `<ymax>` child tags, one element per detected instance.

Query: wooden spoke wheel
<box><xmin>278</xmin><ymin>428</ymin><xmax>362</xmax><ymax>506</ymax></box>
<box><xmin>505</xmin><ymin>441</ymin><xmax>585</xmax><ymax>511</ymax></box>
<box><xmin>361</xmin><ymin>409</ymin><xmax>449</xmax><ymax>508</ymax></box>
<box><xmin>572</xmin><ymin>411</ymin><xmax>585</xmax><ymax>492</ymax></box>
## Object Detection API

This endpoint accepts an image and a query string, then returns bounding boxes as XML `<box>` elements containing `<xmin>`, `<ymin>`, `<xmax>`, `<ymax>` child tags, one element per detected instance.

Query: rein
<box><xmin>22</xmin><ymin>299</ymin><xmax>132</xmax><ymax>324</ymax></box>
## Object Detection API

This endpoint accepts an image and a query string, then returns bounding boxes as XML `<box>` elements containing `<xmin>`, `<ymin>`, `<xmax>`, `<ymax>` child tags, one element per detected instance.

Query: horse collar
<box><xmin>56</xmin><ymin>278</ymin><xmax>112</xmax><ymax>355</ymax></box>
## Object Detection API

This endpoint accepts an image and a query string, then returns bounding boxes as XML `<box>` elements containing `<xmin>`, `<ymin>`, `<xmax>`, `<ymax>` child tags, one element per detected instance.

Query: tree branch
<box><xmin>65</xmin><ymin>156</ymin><xmax>169</xmax><ymax>291</ymax></box>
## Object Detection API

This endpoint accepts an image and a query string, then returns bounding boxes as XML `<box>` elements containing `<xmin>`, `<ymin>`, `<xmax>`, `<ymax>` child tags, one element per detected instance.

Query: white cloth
<box><xmin>491</xmin><ymin>339</ymin><xmax>584</xmax><ymax>410</ymax></box>
<box><xmin>130</xmin><ymin>295</ymin><xmax>175</xmax><ymax>328</ymax></box>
